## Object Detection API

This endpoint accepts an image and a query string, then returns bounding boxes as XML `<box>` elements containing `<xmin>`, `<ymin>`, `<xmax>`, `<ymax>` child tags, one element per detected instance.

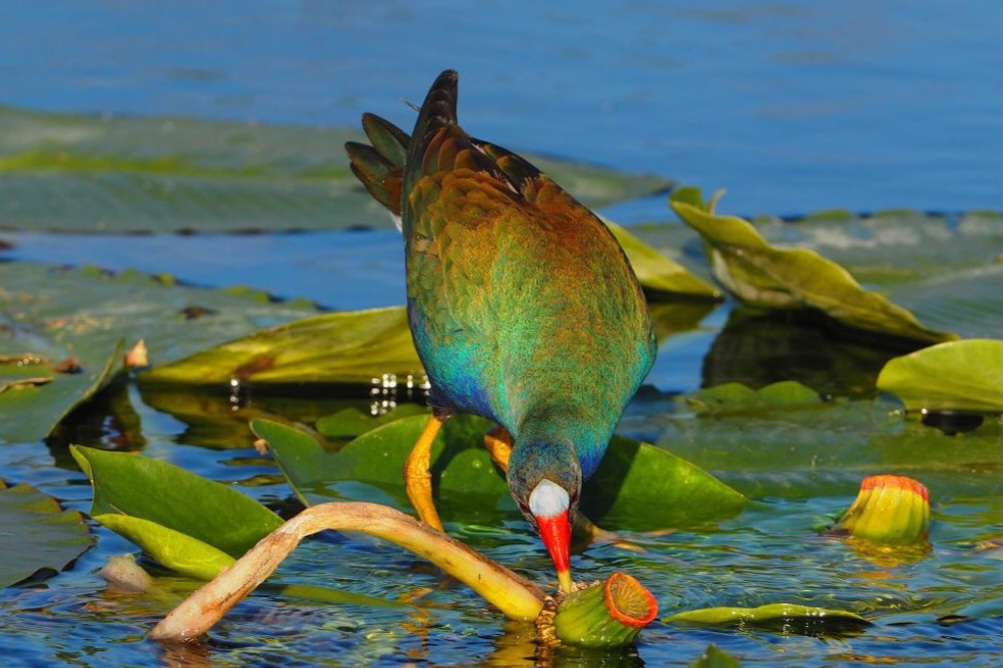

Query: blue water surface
<box><xmin>0</xmin><ymin>3</ymin><xmax>1001</xmax><ymax>668</ymax></box>
<box><xmin>0</xmin><ymin>0</ymin><xmax>999</xmax><ymax>216</ymax></box>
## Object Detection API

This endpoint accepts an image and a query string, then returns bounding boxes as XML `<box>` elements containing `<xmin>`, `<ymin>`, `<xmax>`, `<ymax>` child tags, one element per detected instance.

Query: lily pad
<box><xmin>0</xmin><ymin>105</ymin><xmax>672</xmax><ymax>234</ymax></box>
<box><xmin>658</xmin><ymin>397</ymin><xmax>1002</xmax><ymax>500</ymax></box>
<box><xmin>0</xmin><ymin>479</ymin><xmax>93</xmax><ymax>587</ymax></box>
<box><xmin>668</xmin><ymin>188</ymin><xmax>956</xmax><ymax>345</ymax></box>
<box><xmin>254</xmin><ymin>414</ymin><xmax>746</xmax><ymax>531</ymax></box>
<box><xmin>684</xmin><ymin>380</ymin><xmax>825</xmax><ymax>415</ymax></box>
<box><xmin>71</xmin><ymin>445</ymin><xmax>282</xmax><ymax>578</ymax></box>
<box><xmin>0</xmin><ymin>339</ymin><xmax>123</xmax><ymax>444</ymax></box>
<box><xmin>144</xmin><ymin>294</ymin><xmax>715</xmax><ymax>390</ymax></box>
<box><xmin>0</xmin><ymin>261</ymin><xmax>319</xmax><ymax>442</ymax></box>
<box><xmin>665</xmin><ymin>603</ymin><xmax>870</xmax><ymax>636</ymax></box>
<box><xmin>142</xmin><ymin>306</ymin><xmax>423</xmax><ymax>387</ymax></box>
<box><xmin>876</xmin><ymin>339</ymin><xmax>1003</xmax><ymax>413</ymax></box>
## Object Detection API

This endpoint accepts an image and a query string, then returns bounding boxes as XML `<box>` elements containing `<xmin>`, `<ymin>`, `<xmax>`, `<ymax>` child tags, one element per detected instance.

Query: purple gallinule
<box><xmin>346</xmin><ymin>70</ymin><xmax>655</xmax><ymax>592</ymax></box>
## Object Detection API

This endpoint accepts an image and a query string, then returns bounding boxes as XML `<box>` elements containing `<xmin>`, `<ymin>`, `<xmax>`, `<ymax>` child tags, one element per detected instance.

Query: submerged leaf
<box><xmin>665</xmin><ymin>603</ymin><xmax>870</xmax><ymax>635</ymax></box>
<box><xmin>255</xmin><ymin>414</ymin><xmax>746</xmax><ymax>531</ymax></box>
<box><xmin>689</xmin><ymin>645</ymin><xmax>742</xmax><ymax>668</ymax></box>
<box><xmin>669</xmin><ymin>188</ymin><xmax>956</xmax><ymax>344</ymax></box>
<box><xmin>71</xmin><ymin>445</ymin><xmax>282</xmax><ymax>576</ymax></box>
<box><xmin>315</xmin><ymin>403</ymin><xmax>430</xmax><ymax>438</ymax></box>
<box><xmin>0</xmin><ymin>481</ymin><xmax>93</xmax><ymax>587</ymax></box>
<box><xmin>876</xmin><ymin>339</ymin><xmax>1003</xmax><ymax>413</ymax></box>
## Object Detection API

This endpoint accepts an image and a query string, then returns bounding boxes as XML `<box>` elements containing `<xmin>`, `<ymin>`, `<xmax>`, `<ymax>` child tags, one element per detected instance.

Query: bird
<box><xmin>345</xmin><ymin>70</ymin><xmax>655</xmax><ymax>593</ymax></box>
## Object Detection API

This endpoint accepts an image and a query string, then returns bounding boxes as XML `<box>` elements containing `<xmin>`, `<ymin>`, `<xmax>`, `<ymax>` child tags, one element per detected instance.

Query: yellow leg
<box><xmin>483</xmin><ymin>425</ymin><xmax>513</xmax><ymax>472</ymax></box>
<box><xmin>404</xmin><ymin>414</ymin><xmax>445</xmax><ymax>531</ymax></box>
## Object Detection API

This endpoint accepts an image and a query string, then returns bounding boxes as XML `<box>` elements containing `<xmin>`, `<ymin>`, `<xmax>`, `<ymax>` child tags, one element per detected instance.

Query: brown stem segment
<box><xmin>149</xmin><ymin>501</ymin><xmax>547</xmax><ymax>642</ymax></box>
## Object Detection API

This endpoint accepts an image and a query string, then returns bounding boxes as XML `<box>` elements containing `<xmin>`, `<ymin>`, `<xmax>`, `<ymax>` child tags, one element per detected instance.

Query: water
<box><xmin>0</xmin><ymin>0</ymin><xmax>999</xmax><ymax>217</ymax></box>
<box><xmin>0</xmin><ymin>1</ymin><xmax>1001</xmax><ymax>666</ymax></box>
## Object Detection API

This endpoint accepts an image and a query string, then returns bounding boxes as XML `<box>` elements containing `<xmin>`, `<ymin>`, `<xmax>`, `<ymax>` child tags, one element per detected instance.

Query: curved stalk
<box><xmin>150</xmin><ymin>501</ymin><xmax>547</xmax><ymax>641</ymax></box>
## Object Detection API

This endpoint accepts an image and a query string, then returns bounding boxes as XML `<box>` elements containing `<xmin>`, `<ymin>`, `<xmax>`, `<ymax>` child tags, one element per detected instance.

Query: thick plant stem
<box><xmin>149</xmin><ymin>502</ymin><xmax>547</xmax><ymax>642</ymax></box>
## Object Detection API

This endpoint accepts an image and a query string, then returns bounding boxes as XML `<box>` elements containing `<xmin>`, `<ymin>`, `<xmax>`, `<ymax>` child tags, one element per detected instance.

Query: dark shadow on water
<box><xmin>702</xmin><ymin>307</ymin><xmax>927</xmax><ymax>398</ymax></box>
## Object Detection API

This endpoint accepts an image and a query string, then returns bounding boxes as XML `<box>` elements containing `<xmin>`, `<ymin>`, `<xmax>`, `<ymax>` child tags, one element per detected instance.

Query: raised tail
<box><xmin>404</xmin><ymin>69</ymin><xmax>460</xmax><ymax>176</ymax></box>
<box><xmin>344</xmin><ymin>113</ymin><xmax>410</xmax><ymax>217</ymax></box>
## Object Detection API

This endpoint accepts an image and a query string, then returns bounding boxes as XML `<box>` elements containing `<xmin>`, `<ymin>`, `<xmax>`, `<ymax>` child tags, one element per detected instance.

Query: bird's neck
<box><xmin>514</xmin><ymin>405</ymin><xmax>611</xmax><ymax>480</ymax></box>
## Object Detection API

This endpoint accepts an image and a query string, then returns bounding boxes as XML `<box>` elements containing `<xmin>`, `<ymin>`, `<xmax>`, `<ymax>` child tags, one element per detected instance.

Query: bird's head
<box><xmin>507</xmin><ymin>439</ymin><xmax>581</xmax><ymax>593</ymax></box>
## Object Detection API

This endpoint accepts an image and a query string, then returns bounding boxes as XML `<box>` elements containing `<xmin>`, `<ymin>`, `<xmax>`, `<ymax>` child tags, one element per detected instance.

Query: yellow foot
<box><xmin>404</xmin><ymin>413</ymin><xmax>446</xmax><ymax>532</ymax></box>
<box><xmin>483</xmin><ymin>425</ymin><xmax>513</xmax><ymax>472</ymax></box>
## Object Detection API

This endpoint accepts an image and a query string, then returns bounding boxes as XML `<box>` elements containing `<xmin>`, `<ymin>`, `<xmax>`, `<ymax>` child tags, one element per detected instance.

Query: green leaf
<box><xmin>0</xmin><ymin>105</ymin><xmax>672</xmax><ymax>234</ymax></box>
<box><xmin>684</xmin><ymin>380</ymin><xmax>825</xmax><ymax>415</ymax></box>
<box><xmin>0</xmin><ymin>480</ymin><xmax>93</xmax><ymax>587</ymax></box>
<box><xmin>581</xmin><ymin>435</ymin><xmax>746</xmax><ymax>530</ymax></box>
<box><xmin>876</xmin><ymin>339</ymin><xmax>1003</xmax><ymax>413</ymax></box>
<box><xmin>602</xmin><ymin>217</ymin><xmax>721</xmax><ymax>300</ymax></box>
<box><xmin>659</xmin><ymin>397</ymin><xmax>1002</xmax><ymax>500</ymax></box>
<box><xmin>142</xmin><ymin>306</ymin><xmax>423</xmax><ymax>386</ymax></box>
<box><xmin>737</xmin><ymin>209</ymin><xmax>1003</xmax><ymax>341</ymax></box>
<box><xmin>0</xmin><ymin>261</ymin><xmax>320</xmax><ymax>443</ymax></box>
<box><xmin>665</xmin><ymin>603</ymin><xmax>870</xmax><ymax>635</ymax></box>
<box><xmin>255</xmin><ymin>415</ymin><xmax>746</xmax><ymax>531</ymax></box>
<box><xmin>0</xmin><ymin>339</ymin><xmax>123</xmax><ymax>444</ymax></box>
<box><xmin>142</xmin><ymin>295</ymin><xmax>717</xmax><ymax>389</ymax></box>
<box><xmin>71</xmin><ymin>445</ymin><xmax>282</xmax><ymax>569</ymax></box>
<box><xmin>94</xmin><ymin>514</ymin><xmax>235</xmax><ymax>581</ymax></box>
<box><xmin>668</xmin><ymin>188</ymin><xmax>956</xmax><ymax>344</ymax></box>
<box><xmin>316</xmin><ymin>403</ymin><xmax>431</xmax><ymax>439</ymax></box>
<box><xmin>689</xmin><ymin>645</ymin><xmax>742</xmax><ymax>668</ymax></box>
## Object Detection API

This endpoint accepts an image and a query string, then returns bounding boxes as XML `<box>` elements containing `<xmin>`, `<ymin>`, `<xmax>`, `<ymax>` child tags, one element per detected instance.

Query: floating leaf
<box><xmin>142</xmin><ymin>306</ymin><xmax>422</xmax><ymax>387</ymax></box>
<box><xmin>668</xmin><ymin>188</ymin><xmax>956</xmax><ymax>344</ymax></box>
<box><xmin>659</xmin><ymin>397</ymin><xmax>1002</xmax><ymax>501</ymax></box>
<box><xmin>684</xmin><ymin>380</ymin><xmax>824</xmax><ymax>415</ymax></box>
<box><xmin>0</xmin><ymin>261</ymin><xmax>320</xmax><ymax>442</ymax></box>
<box><xmin>71</xmin><ymin>445</ymin><xmax>282</xmax><ymax>578</ymax></box>
<box><xmin>664</xmin><ymin>603</ymin><xmax>870</xmax><ymax>635</ymax></box>
<box><xmin>0</xmin><ymin>338</ymin><xmax>123</xmax><ymax>443</ymax></box>
<box><xmin>876</xmin><ymin>339</ymin><xmax>1003</xmax><ymax>413</ymax></box>
<box><xmin>254</xmin><ymin>414</ymin><xmax>746</xmax><ymax>531</ymax></box>
<box><xmin>0</xmin><ymin>105</ymin><xmax>672</xmax><ymax>234</ymax></box>
<box><xmin>0</xmin><ymin>480</ymin><xmax>93</xmax><ymax>587</ymax></box>
<box><xmin>689</xmin><ymin>645</ymin><xmax>742</xmax><ymax>668</ymax></box>
<box><xmin>602</xmin><ymin>217</ymin><xmax>720</xmax><ymax>300</ymax></box>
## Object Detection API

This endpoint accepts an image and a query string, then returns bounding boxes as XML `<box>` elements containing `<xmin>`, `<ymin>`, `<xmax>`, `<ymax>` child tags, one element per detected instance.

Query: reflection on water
<box><xmin>701</xmin><ymin>306</ymin><xmax>917</xmax><ymax>397</ymax></box>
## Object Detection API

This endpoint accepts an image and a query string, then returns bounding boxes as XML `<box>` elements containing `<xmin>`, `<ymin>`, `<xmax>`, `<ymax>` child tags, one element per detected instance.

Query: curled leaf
<box><xmin>669</xmin><ymin>188</ymin><xmax>956</xmax><ymax>344</ymax></box>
